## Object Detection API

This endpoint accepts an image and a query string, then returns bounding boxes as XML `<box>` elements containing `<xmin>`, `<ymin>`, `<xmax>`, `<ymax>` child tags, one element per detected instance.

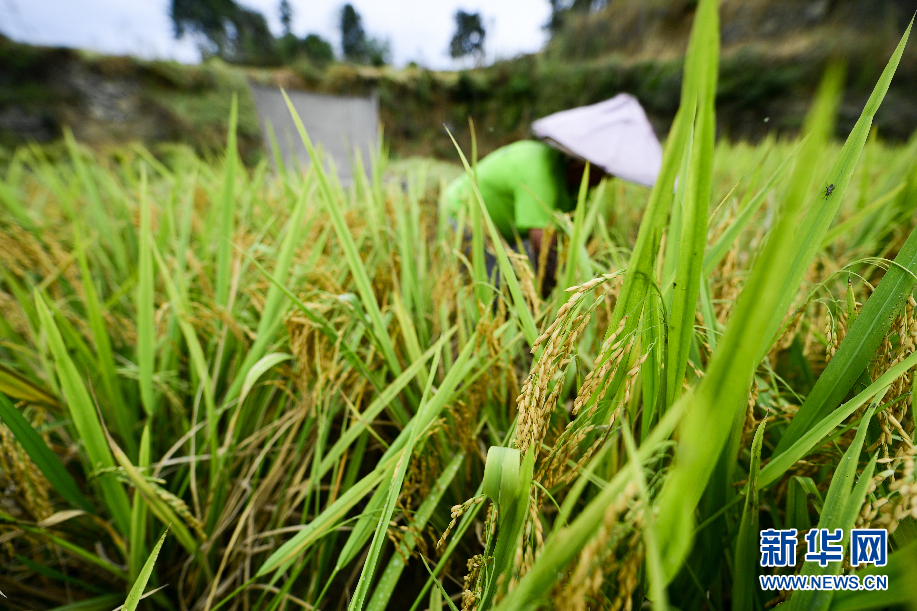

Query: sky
<box><xmin>0</xmin><ymin>0</ymin><xmax>552</xmax><ymax>69</ymax></box>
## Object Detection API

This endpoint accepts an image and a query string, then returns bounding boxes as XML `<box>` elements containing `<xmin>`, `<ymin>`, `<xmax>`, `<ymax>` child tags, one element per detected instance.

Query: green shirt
<box><xmin>445</xmin><ymin>140</ymin><xmax>574</xmax><ymax>240</ymax></box>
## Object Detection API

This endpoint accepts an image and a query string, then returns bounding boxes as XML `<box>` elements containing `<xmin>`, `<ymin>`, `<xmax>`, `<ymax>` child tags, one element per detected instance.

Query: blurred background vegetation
<box><xmin>1</xmin><ymin>0</ymin><xmax>916</xmax><ymax>164</ymax></box>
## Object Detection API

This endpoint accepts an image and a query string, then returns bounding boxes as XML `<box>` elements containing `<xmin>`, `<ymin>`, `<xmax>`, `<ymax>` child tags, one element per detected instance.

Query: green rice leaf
<box><xmin>786</xmin><ymin>476</ymin><xmax>822</xmax><ymax>532</ymax></box>
<box><xmin>335</xmin><ymin>480</ymin><xmax>389</xmax><ymax>572</ymax></box>
<box><xmin>560</xmin><ymin>162</ymin><xmax>592</xmax><ymax>292</ymax></box>
<box><xmin>786</xmin><ymin>405</ymin><xmax>878</xmax><ymax>611</ymax></box>
<box><xmin>256</xmin><ymin>453</ymin><xmax>393</xmax><ymax>577</ymax></box>
<box><xmin>621</xmin><ymin>420</ymin><xmax>668</xmax><ymax>609</ymax></box>
<box><xmin>64</xmin><ymin>129</ymin><xmax>129</xmax><ymax>274</ymax></box>
<box><xmin>758</xmin><ymin>348</ymin><xmax>917</xmax><ymax>489</ymax></box>
<box><xmin>829</xmin><ymin>541</ymin><xmax>917</xmax><ymax>610</ymax></box>
<box><xmin>665</xmin><ymin>0</ymin><xmax>717</xmax><ymax>408</ymax></box>
<box><xmin>0</xmin><ymin>391</ymin><xmax>94</xmax><ymax>514</ymax></box>
<box><xmin>129</xmin><ymin>424</ymin><xmax>151</xmax><ymax>583</ymax></box>
<box><xmin>732</xmin><ymin>421</ymin><xmax>765</xmax><ymax>610</ymax></box>
<box><xmin>225</xmin><ymin>184</ymin><xmax>310</xmax><ymax>402</ymax></box>
<box><xmin>446</xmin><ymin>128</ymin><xmax>538</xmax><ymax>345</ymax></box>
<box><xmin>136</xmin><ymin>163</ymin><xmax>157</xmax><ymax>418</ymax></box>
<box><xmin>0</xmin><ymin>363</ymin><xmax>59</xmax><ymax>409</ymax></box>
<box><xmin>121</xmin><ymin>526</ymin><xmax>168</xmax><ymax>611</ymax></box>
<box><xmin>480</xmin><ymin>446</ymin><xmax>534</xmax><ymax>610</ymax></box>
<box><xmin>239</xmin><ymin>353</ymin><xmax>292</xmax><ymax>405</ymax></box>
<box><xmin>319</xmin><ymin>332</ymin><xmax>453</xmax><ymax>477</ymax></box>
<box><xmin>215</xmin><ymin>94</ymin><xmax>238</xmax><ymax>308</ymax></box>
<box><xmin>349</xmin><ymin>348</ymin><xmax>443</xmax><ymax>611</ymax></box>
<box><xmin>776</xmin><ymin>205</ymin><xmax>917</xmax><ymax>456</ymax></box>
<box><xmin>758</xmin><ymin>20</ymin><xmax>912</xmax><ymax>368</ymax></box>
<box><xmin>106</xmin><ymin>428</ymin><xmax>201</xmax><ymax>563</ymax></box>
<box><xmin>280</xmin><ymin>89</ymin><xmax>405</xmax><ymax>378</ymax></box>
<box><xmin>235</xmin><ymin>244</ymin><xmax>387</xmax><ymax>403</ymax></box>
<box><xmin>33</xmin><ymin>290</ymin><xmax>132</xmax><ymax>535</ymax></box>
<box><xmin>652</xmin><ymin>52</ymin><xmax>847</xmax><ymax>583</ymax></box>
<box><xmin>367</xmin><ymin>453</ymin><xmax>464</xmax><ymax>611</ymax></box>
<box><xmin>702</xmin><ymin>141</ymin><xmax>800</xmax><ymax>277</ymax></box>
<box><xmin>73</xmin><ymin>217</ymin><xmax>135</xmax><ymax>449</ymax></box>
<box><xmin>493</xmin><ymin>396</ymin><xmax>689</xmax><ymax>610</ymax></box>
<box><xmin>149</xmin><ymin>239</ymin><xmax>219</xmax><ymax>484</ymax></box>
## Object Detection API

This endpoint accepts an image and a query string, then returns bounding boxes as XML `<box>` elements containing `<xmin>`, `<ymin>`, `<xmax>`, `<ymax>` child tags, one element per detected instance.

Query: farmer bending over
<box><xmin>445</xmin><ymin>140</ymin><xmax>602</xmax><ymax>295</ymax></box>
<box><xmin>445</xmin><ymin>93</ymin><xmax>663</xmax><ymax>296</ymax></box>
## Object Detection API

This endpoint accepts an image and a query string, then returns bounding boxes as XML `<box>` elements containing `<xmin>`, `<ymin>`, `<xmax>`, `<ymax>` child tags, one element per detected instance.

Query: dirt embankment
<box><xmin>0</xmin><ymin>36</ymin><xmax>263</xmax><ymax>162</ymax></box>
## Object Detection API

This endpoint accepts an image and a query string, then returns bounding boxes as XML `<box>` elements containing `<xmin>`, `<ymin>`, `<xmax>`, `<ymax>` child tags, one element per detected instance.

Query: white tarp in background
<box><xmin>531</xmin><ymin>93</ymin><xmax>663</xmax><ymax>188</ymax></box>
<box><xmin>249</xmin><ymin>85</ymin><xmax>379</xmax><ymax>185</ymax></box>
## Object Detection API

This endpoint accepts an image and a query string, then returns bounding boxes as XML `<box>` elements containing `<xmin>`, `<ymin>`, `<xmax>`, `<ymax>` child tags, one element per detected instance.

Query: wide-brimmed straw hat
<box><xmin>531</xmin><ymin>93</ymin><xmax>663</xmax><ymax>188</ymax></box>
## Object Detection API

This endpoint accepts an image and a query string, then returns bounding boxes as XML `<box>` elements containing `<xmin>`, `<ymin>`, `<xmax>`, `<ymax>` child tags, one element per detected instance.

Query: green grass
<box><xmin>1</xmin><ymin>4</ymin><xmax>917</xmax><ymax>610</ymax></box>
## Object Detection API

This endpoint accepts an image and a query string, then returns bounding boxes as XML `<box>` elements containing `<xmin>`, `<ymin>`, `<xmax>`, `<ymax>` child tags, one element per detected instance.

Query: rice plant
<box><xmin>1</xmin><ymin>1</ymin><xmax>917</xmax><ymax>609</ymax></box>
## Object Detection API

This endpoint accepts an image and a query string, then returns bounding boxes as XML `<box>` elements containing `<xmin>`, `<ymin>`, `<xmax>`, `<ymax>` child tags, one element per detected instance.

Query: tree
<box><xmin>279</xmin><ymin>32</ymin><xmax>335</xmax><ymax>65</ymax></box>
<box><xmin>339</xmin><ymin>4</ymin><xmax>389</xmax><ymax>66</ymax></box>
<box><xmin>277</xmin><ymin>0</ymin><xmax>296</xmax><ymax>61</ymax></box>
<box><xmin>230</xmin><ymin>7</ymin><xmax>277</xmax><ymax>65</ymax></box>
<box><xmin>170</xmin><ymin>0</ymin><xmax>278</xmax><ymax>64</ymax></box>
<box><xmin>546</xmin><ymin>0</ymin><xmax>566</xmax><ymax>34</ymax></box>
<box><xmin>340</xmin><ymin>4</ymin><xmax>366</xmax><ymax>62</ymax></box>
<box><xmin>449</xmin><ymin>10</ymin><xmax>486</xmax><ymax>62</ymax></box>
<box><xmin>170</xmin><ymin>0</ymin><xmax>240</xmax><ymax>57</ymax></box>
<box><xmin>302</xmin><ymin>34</ymin><xmax>335</xmax><ymax>64</ymax></box>
<box><xmin>279</xmin><ymin>0</ymin><xmax>292</xmax><ymax>36</ymax></box>
<box><xmin>364</xmin><ymin>37</ymin><xmax>391</xmax><ymax>67</ymax></box>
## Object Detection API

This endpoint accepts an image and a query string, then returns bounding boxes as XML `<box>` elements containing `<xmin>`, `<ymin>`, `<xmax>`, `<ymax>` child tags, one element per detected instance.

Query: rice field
<box><xmin>1</xmin><ymin>3</ymin><xmax>917</xmax><ymax>610</ymax></box>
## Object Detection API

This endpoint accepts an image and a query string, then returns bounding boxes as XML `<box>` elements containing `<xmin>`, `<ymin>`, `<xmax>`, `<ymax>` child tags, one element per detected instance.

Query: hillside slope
<box><xmin>0</xmin><ymin>36</ymin><xmax>264</xmax><ymax>162</ymax></box>
<box><xmin>2</xmin><ymin>0</ymin><xmax>917</xmax><ymax>164</ymax></box>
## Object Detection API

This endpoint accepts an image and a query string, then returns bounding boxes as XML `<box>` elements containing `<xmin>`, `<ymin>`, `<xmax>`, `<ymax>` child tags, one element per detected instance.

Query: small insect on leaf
<box><xmin>825</xmin><ymin>183</ymin><xmax>835</xmax><ymax>198</ymax></box>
